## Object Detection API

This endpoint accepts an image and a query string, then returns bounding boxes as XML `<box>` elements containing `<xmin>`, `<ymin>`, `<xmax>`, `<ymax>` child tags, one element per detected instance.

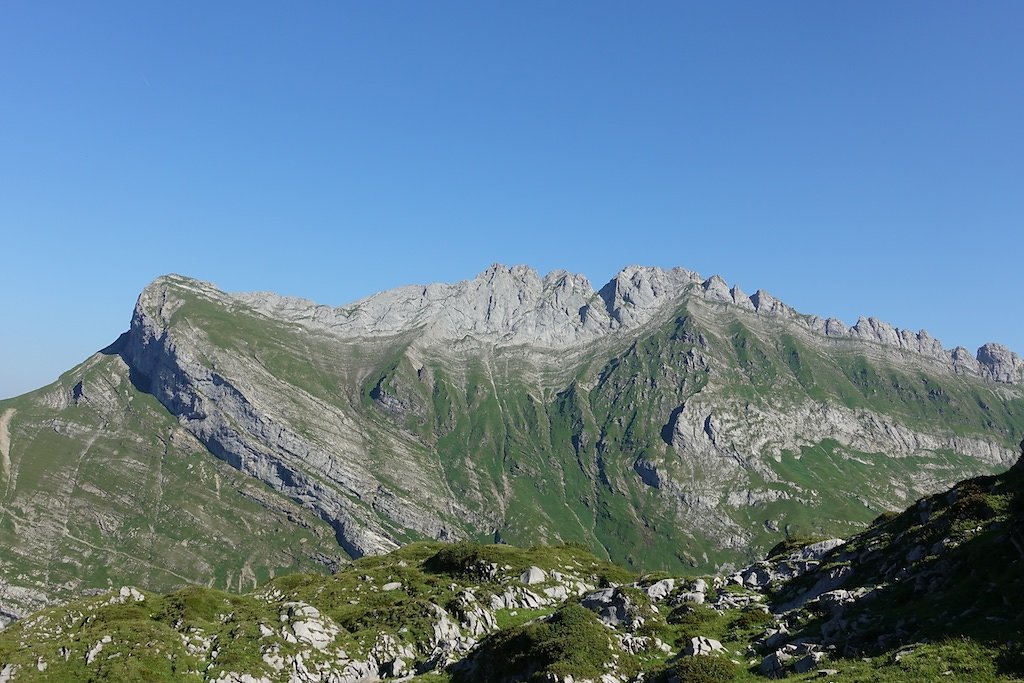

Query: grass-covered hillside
<box><xmin>760</xmin><ymin>451</ymin><xmax>1024</xmax><ymax>681</ymax></box>
<box><xmin>0</xmin><ymin>350</ymin><xmax>344</xmax><ymax>627</ymax></box>
<box><xmin>2</xmin><ymin>454</ymin><xmax>1023</xmax><ymax>682</ymax></box>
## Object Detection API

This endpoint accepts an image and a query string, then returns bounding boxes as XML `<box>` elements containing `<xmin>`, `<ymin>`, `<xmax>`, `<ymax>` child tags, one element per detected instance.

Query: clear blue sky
<box><xmin>2</xmin><ymin>2</ymin><xmax>1023</xmax><ymax>399</ymax></box>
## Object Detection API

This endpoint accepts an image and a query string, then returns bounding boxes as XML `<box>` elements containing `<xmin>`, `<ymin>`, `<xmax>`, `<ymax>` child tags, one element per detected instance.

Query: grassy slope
<box><xmin>777</xmin><ymin>462</ymin><xmax>1024</xmax><ymax>653</ymax></box>
<box><xmin>451</xmin><ymin>459</ymin><xmax>1024</xmax><ymax>682</ymax></box>
<box><xmin>0</xmin><ymin>352</ymin><xmax>344</xmax><ymax>613</ymax></box>
<box><xmin>3</xmin><ymin>501</ymin><xmax>1021</xmax><ymax>683</ymax></box>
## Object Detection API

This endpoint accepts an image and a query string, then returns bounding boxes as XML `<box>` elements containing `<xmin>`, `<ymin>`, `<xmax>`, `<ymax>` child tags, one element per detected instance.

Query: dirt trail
<box><xmin>0</xmin><ymin>408</ymin><xmax>13</xmax><ymax>486</ymax></box>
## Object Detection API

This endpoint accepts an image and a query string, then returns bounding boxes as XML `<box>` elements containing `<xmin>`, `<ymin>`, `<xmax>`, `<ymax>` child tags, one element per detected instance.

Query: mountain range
<box><xmin>1</xmin><ymin>264</ymin><xmax>1022</xmax><ymax>627</ymax></box>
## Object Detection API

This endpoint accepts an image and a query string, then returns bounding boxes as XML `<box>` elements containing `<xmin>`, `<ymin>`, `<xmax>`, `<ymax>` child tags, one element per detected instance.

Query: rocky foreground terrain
<box><xmin>2</xmin><ymin>264</ymin><xmax>1023</xmax><ymax>625</ymax></box>
<box><xmin>1</xmin><ymin>449</ymin><xmax>1022</xmax><ymax>682</ymax></box>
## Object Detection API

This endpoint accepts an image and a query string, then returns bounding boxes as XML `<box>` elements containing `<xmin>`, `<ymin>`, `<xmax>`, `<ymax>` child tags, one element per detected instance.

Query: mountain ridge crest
<box><xmin>142</xmin><ymin>265</ymin><xmax>1024</xmax><ymax>384</ymax></box>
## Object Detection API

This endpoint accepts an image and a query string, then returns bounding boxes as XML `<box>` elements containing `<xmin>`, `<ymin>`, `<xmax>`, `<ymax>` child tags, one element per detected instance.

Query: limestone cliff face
<box><xmin>236</xmin><ymin>264</ymin><xmax>1024</xmax><ymax>384</ymax></box>
<box><xmin>235</xmin><ymin>264</ymin><xmax>700</xmax><ymax>349</ymax></box>
<box><xmin>119</xmin><ymin>276</ymin><xmax>457</xmax><ymax>558</ymax></box>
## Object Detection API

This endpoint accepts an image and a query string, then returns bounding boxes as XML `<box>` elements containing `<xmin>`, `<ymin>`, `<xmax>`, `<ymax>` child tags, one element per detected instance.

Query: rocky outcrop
<box><xmin>239</xmin><ymin>264</ymin><xmax>700</xmax><ymax>350</ymax></box>
<box><xmin>977</xmin><ymin>343</ymin><xmax>1024</xmax><ymax>383</ymax></box>
<box><xmin>670</xmin><ymin>399</ymin><xmax>1016</xmax><ymax>468</ymax></box>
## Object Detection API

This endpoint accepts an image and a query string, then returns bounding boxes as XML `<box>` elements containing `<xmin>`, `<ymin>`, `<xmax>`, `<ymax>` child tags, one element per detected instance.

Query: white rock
<box><xmin>646</xmin><ymin>578</ymin><xmax>675</xmax><ymax>601</ymax></box>
<box><xmin>85</xmin><ymin>635</ymin><xmax>112</xmax><ymax>665</ymax></box>
<box><xmin>520</xmin><ymin>566</ymin><xmax>546</xmax><ymax>585</ymax></box>
<box><xmin>263</xmin><ymin>650</ymin><xmax>285</xmax><ymax>671</ymax></box>
<box><xmin>684</xmin><ymin>636</ymin><xmax>725</xmax><ymax>656</ymax></box>
<box><xmin>543</xmin><ymin>585</ymin><xmax>569</xmax><ymax>601</ymax></box>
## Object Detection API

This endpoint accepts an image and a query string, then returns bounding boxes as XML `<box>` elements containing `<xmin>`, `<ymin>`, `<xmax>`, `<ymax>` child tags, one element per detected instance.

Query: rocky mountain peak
<box><xmin>597</xmin><ymin>265</ymin><xmax>701</xmax><ymax>328</ymax></box>
<box><xmin>750</xmin><ymin>289</ymin><xmax>796</xmax><ymax>318</ymax></box>
<box><xmin>977</xmin><ymin>343</ymin><xmax>1024</xmax><ymax>383</ymax></box>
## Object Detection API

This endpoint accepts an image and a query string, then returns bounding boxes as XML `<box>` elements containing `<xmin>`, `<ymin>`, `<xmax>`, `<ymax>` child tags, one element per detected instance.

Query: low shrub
<box><xmin>664</xmin><ymin>655</ymin><xmax>737</xmax><ymax>683</ymax></box>
<box><xmin>948</xmin><ymin>491</ymin><xmax>996</xmax><ymax>523</ymax></box>
<box><xmin>729</xmin><ymin>608</ymin><xmax>773</xmax><ymax>632</ymax></box>
<box><xmin>667</xmin><ymin>604</ymin><xmax>717</xmax><ymax>630</ymax></box>
<box><xmin>870</xmin><ymin>510</ymin><xmax>900</xmax><ymax>527</ymax></box>
<box><xmin>423</xmin><ymin>542</ymin><xmax>483</xmax><ymax>575</ymax></box>
<box><xmin>456</xmin><ymin>604</ymin><xmax>617</xmax><ymax>682</ymax></box>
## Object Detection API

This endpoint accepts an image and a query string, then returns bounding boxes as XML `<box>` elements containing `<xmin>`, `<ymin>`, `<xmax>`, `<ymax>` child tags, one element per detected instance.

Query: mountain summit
<box><xmin>1</xmin><ymin>265</ymin><xmax>1022</xmax><ymax>624</ymax></box>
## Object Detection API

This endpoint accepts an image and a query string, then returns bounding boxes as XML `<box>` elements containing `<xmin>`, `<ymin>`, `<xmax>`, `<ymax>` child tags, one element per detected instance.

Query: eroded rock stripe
<box><xmin>0</xmin><ymin>408</ymin><xmax>14</xmax><ymax>486</ymax></box>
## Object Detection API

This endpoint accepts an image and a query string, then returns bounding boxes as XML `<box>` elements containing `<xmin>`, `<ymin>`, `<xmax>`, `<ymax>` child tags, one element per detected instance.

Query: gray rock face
<box><xmin>224</xmin><ymin>263</ymin><xmax>1022</xmax><ymax>385</ymax></box>
<box><xmin>977</xmin><ymin>343</ymin><xmax>1024</xmax><ymax>383</ymax></box>
<box><xmin>702</xmin><ymin>275</ymin><xmax>732</xmax><ymax>303</ymax></box>
<box><xmin>731</xmin><ymin>285</ymin><xmax>755</xmax><ymax>310</ymax></box>
<box><xmin>119</xmin><ymin>278</ymin><xmax>441</xmax><ymax>559</ymax></box>
<box><xmin>751</xmin><ymin>290</ymin><xmax>796</xmax><ymax>318</ymax></box>
<box><xmin>238</xmin><ymin>264</ymin><xmax>699</xmax><ymax>351</ymax></box>
<box><xmin>664</xmin><ymin>392</ymin><xmax>1014</xmax><ymax>505</ymax></box>
<box><xmin>774</xmin><ymin>565</ymin><xmax>854</xmax><ymax>613</ymax></box>
<box><xmin>598</xmin><ymin>265</ymin><xmax>703</xmax><ymax>329</ymax></box>
<box><xmin>791</xmin><ymin>539</ymin><xmax>846</xmax><ymax>562</ymax></box>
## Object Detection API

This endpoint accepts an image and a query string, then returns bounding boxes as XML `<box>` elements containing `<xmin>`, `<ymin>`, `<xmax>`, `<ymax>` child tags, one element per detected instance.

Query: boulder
<box><xmin>759</xmin><ymin>650</ymin><xmax>793</xmax><ymax>678</ymax></box>
<box><xmin>683</xmin><ymin>636</ymin><xmax>725</xmax><ymax>656</ymax></box>
<box><xmin>520</xmin><ymin>566</ymin><xmax>546</xmax><ymax>585</ymax></box>
<box><xmin>793</xmin><ymin>651</ymin><xmax>825</xmax><ymax>673</ymax></box>
<box><xmin>544</xmin><ymin>585</ymin><xmax>569</xmax><ymax>601</ymax></box>
<box><xmin>675</xmin><ymin>591</ymin><xmax>705</xmax><ymax>605</ymax></box>
<box><xmin>646</xmin><ymin>578</ymin><xmax>675</xmax><ymax>601</ymax></box>
<box><xmin>763</xmin><ymin>627</ymin><xmax>790</xmax><ymax>650</ymax></box>
<box><xmin>742</xmin><ymin>566</ymin><xmax>772</xmax><ymax>588</ymax></box>
<box><xmin>581</xmin><ymin>588</ymin><xmax>638</xmax><ymax>628</ymax></box>
<box><xmin>817</xmin><ymin>589</ymin><xmax>856</xmax><ymax>612</ymax></box>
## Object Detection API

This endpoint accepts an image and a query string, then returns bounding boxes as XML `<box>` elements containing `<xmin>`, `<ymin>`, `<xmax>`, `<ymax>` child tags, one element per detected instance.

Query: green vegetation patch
<box><xmin>455</xmin><ymin>604</ymin><xmax>627</xmax><ymax>683</ymax></box>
